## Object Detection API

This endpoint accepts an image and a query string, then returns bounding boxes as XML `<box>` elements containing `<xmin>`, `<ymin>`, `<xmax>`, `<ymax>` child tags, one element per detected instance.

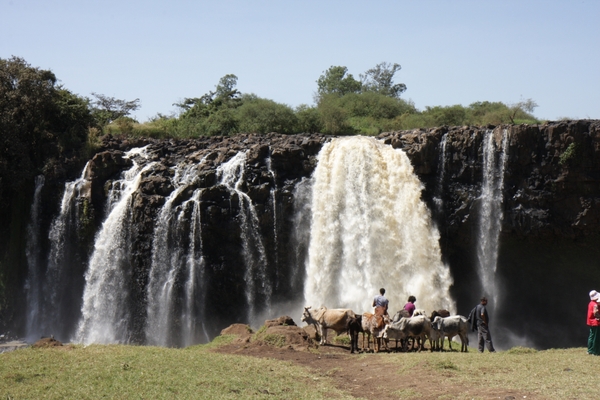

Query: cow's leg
<box><xmin>447</xmin><ymin>335</ymin><xmax>453</xmax><ymax>351</ymax></box>
<box><xmin>459</xmin><ymin>333</ymin><xmax>467</xmax><ymax>352</ymax></box>
<box><xmin>321</xmin><ymin>327</ymin><xmax>328</xmax><ymax>345</ymax></box>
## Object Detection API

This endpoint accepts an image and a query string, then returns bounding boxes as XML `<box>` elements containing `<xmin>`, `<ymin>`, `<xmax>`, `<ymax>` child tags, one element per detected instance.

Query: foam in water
<box><xmin>303</xmin><ymin>136</ymin><xmax>455</xmax><ymax>315</ymax></box>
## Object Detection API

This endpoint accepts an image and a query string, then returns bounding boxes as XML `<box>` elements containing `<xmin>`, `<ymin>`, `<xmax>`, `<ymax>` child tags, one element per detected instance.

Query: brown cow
<box><xmin>302</xmin><ymin>306</ymin><xmax>356</xmax><ymax>345</ymax></box>
<box><xmin>361</xmin><ymin>307</ymin><xmax>389</xmax><ymax>353</ymax></box>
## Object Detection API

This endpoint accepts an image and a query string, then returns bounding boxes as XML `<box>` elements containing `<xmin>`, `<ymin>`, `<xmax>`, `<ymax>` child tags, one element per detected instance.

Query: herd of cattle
<box><xmin>301</xmin><ymin>306</ymin><xmax>470</xmax><ymax>353</ymax></box>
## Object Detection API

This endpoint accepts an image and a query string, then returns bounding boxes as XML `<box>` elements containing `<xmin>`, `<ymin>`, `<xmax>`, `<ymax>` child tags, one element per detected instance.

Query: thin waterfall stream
<box><xmin>476</xmin><ymin>129</ymin><xmax>508</xmax><ymax>310</ymax></box>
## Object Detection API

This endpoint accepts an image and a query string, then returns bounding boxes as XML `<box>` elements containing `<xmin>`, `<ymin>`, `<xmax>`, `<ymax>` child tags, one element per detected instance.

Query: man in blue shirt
<box><xmin>372</xmin><ymin>288</ymin><xmax>389</xmax><ymax>315</ymax></box>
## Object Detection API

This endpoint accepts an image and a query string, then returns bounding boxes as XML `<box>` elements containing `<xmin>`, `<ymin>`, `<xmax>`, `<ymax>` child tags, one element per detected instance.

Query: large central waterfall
<box><xmin>303</xmin><ymin>136</ymin><xmax>455</xmax><ymax>314</ymax></box>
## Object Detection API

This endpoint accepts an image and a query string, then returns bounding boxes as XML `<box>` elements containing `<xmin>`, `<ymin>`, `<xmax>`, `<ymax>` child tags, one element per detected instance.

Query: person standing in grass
<box><xmin>476</xmin><ymin>296</ymin><xmax>496</xmax><ymax>353</ymax></box>
<box><xmin>586</xmin><ymin>290</ymin><xmax>600</xmax><ymax>355</ymax></box>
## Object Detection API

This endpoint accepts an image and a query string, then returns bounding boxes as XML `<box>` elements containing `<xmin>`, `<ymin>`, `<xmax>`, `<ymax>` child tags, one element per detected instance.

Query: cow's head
<box><xmin>380</xmin><ymin>324</ymin><xmax>390</xmax><ymax>339</ymax></box>
<box><xmin>432</xmin><ymin>316</ymin><xmax>443</xmax><ymax>331</ymax></box>
<box><xmin>301</xmin><ymin>306</ymin><xmax>312</xmax><ymax>323</ymax></box>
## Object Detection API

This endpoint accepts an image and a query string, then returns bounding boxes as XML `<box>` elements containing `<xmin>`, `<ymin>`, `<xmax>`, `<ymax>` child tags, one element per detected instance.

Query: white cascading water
<box><xmin>24</xmin><ymin>175</ymin><xmax>45</xmax><ymax>341</ymax></box>
<box><xmin>303</xmin><ymin>136</ymin><xmax>455</xmax><ymax>314</ymax></box>
<box><xmin>476</xmin><ymin>129</ymin><xmax>508</xmax><ymax>307</ymax></box>
<box><xmin>433</xmin><ymin>133</ymin><xmax>448</xmax><ymax>216</ymax></box>
<box><xmin>41</xmin><ymin>162</ymin><xmax>91</xmax><ymax>338</ymax></box>
<box><xmin>146</xmin><ymin>163</ymin><xmax>206</xmax><ymax>347</ymax></box>
<box><xmin>217</xmin><ymin>152</ymin><xmax>272</xmax><ymax>322</ymax></box>
<box><xmin>76</xmin><ymin>147</ymin><xmax>154</xmax><ymax>345</ymax></box>
<box><xmin>289</xmin><ymin>177</ymin><xmax>313</xmax><ymax>293</ymax></box>
<box><xmin>266</xmin><ymin>156</ymin><xmax>279</xmax><ymax>287</ymax></box>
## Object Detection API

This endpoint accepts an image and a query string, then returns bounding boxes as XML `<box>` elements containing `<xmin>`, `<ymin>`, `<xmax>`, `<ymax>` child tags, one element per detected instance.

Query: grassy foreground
<box><xmin>384</xmin><ymin>346</ymin><xmax>599</xmax><ymax>399</ymax></box>
<box><xmin>2</xmin><ymin>337</ymin><xmax>600</xmax><ymax>399</ymax></box>
<box><xmin>0</xmin><ymin>336</ymin><xmax>351</xmax><ymax>399</ymax></box>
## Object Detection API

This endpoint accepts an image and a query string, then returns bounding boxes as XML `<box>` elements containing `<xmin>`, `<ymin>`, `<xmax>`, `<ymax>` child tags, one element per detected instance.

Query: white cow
<box><xmin>302</xmin><ymin>306</ymin><xmax>356</xmax><ymax>345</ymax></box>
<box><xmin>382</xmin><ymin>315</ymin><xmax>432</xmax><ymax>352</ymax></box>
<box><xmin>431</xmin><ymin>315</ymin><xmax>469</xmax><ymax>352</ymax></box>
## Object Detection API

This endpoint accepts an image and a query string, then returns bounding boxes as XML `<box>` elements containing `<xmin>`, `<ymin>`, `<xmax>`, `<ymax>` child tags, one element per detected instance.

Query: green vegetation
<box><xmin>0</xmin><ymin>57</ymin><xmax>94</xmax><ymax>192</ymax></box>
<box><xmin>1</xmin><ymin>56</ymin><xmax>542</xmax><ymax>145</ymax></box>
<box><xmin>98</xmin><ymin>62</ymin><xmax>540</xmax><ymax>138</ymax></box>
<box><xmin>332</xmin><ymin>334</ymin><xmax>351</xmax><ymax>346</ymax></box>
<box><xmin>559</xmin><ymin>142</ymin><xmax>578</xmax><ymax>166</ymax></box>
<box><xmin>1</xmin><ymin>343</ymin><xmax>597</xmax><ymax>399</ymax></box>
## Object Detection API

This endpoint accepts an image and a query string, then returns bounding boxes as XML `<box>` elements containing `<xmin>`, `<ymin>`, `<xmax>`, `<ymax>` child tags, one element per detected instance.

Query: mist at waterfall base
<box><xmin>17</xmin><ymin>133</ymin><xmax>586</xmax><ymax>350</ymax></box>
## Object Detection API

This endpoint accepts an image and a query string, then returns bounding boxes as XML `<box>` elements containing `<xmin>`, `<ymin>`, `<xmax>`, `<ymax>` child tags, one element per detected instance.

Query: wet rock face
<box><xmin>379</xmin><ymin>120</ymin><xmax>600</xmax><ymax>239</ymax></box>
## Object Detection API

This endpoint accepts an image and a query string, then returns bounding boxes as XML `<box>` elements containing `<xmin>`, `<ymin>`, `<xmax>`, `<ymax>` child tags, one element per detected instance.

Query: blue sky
<box><xmin>2</xmin><ymin>0</ymin><xmax>599</xmax><ymax>122</ymax></box>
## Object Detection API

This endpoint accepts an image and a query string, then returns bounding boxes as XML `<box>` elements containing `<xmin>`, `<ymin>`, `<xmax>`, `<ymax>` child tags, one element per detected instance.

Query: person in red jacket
<box><xmin>587</xmin><ymin>290</ymin><xmax>600</xmax><ymax>355</ymax></box>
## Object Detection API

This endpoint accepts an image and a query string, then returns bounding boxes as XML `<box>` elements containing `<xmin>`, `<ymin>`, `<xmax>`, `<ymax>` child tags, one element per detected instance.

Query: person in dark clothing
<box><xmin>476</xmin><ymin>296</ymin><xmax>496</xmax><ymax>353</ymax></box>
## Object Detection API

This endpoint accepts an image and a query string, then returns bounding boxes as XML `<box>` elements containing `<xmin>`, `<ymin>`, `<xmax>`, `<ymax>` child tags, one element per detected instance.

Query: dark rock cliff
<box><xmin>2</xmin><ymin>120</ymin><xmax>599</xmax><ymax>349</ymax></box>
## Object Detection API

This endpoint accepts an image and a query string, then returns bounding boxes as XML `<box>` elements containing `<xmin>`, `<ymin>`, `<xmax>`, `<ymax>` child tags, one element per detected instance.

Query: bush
<box><xmin>296</xmin><ymin>104</ymin><xmax>323</xmax><ymax>133</ymax></box>
<box><xmin>237</xmin><ymin>96</ymin><xmax>298</xmax><ymax>134</ymax></box>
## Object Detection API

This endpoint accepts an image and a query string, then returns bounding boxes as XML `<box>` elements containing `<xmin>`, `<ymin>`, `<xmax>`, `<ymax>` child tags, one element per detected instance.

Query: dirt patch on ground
<box><xmin>32</xmin><ymin>337</ymin><xmax>63</xmax><ymax>348</ymax></box>
<box><xmin>214</xmin><ymin>322</ymin><xmax>534</xmax><ymax>400</ymax></box>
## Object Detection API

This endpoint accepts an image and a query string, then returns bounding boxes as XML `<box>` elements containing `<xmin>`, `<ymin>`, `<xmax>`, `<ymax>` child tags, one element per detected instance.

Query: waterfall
<box><xmin>217</xmin><ymin>152</ymin><xmax>272</xmax><ymax>322</ymax></box>
<box><xmin>146</xmin><ymin>163</ymin><xmax>206</xmax><ymax>347</ymax></box>
<box><xmin>433</xmin><ymin>133</ymin><xmax>448</xmax><ymax>216</ymax></box>
<box><xmin>476</xmin><ymin>129</ymin><xmax>508</xmax><ymax>307</ymax></box>
<box><xmin>42</xmin><ymin>163</ymin><xmax>91</xmax><ymax>340</ymax></box>
<box><xmin>303</xmin><ymin>136</ymin><xmax>455</xmax><ymax>314</ymax></box>
<box><xmin>266</xmin><ymin>156</ymin><xmax>279</xmax><ymax>289</ymax></box>
<box><xmin>289</xmin><ymin>177</ymin><xmax>313</xmax><ymax>295</ymax></box>
<box><xmin>76</xmin><ymin>147</ymin><xmax>154</xmax><ymax>345</ymax></box>
<box><xmin>24</xmin><ymin>175</ymin><xmax>45</xmax><ymax>341</ymax></box>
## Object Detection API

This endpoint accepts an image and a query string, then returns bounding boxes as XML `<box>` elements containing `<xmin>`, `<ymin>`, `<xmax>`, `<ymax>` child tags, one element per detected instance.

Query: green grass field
<box><xmin>0</xmin><ymin>336</ymin><xmax>350</xmax><ymax>399</ymax></box>
<box><xmin>2</xmin><ymin>336</ymin><xmax>599</xmax><ymax>399</ymax></box>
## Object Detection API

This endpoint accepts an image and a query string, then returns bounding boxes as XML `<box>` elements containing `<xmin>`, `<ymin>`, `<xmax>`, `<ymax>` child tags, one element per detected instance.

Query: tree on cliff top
<box><xmin>0</xmin><ymin>56</ymin><xmax>93</xmax><ymax>193</ymax></box>
<box><xmin>173</xmin><ymin>74</ymin><xmax>242</xmax><ymax>136</ymax></box>
<box><xmin>90</xmin><ymin>92</ymin><xmax>140</xmax><ymax>127</ymax></box>
<box><xmin>315</xmin><ymin>66</ymin><xmax>362</xmax><ymax>100</ymax></box>
<box><xmin>360</xmin><ymin>62</ymin><xmax>407</xmax><ymax>99</ymax></box>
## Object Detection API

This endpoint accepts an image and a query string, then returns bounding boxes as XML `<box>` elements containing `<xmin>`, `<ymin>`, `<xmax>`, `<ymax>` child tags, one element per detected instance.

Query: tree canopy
<box><xmin>316</xmin><ymin>66</ymin><xmax>362</xmax><ymax>99</ymax></box>
<box><xmin>0</xmin><ymin>56</ymin><xmax>94</xmax><ymax>193</ymax></box>
<box><xmin>91</xmin><ymin>92</ymin><xmax>140</xmax><ymax>127</ymax></box>
<box><xmin>360</xmin><ymin>62</ymin><xmax>407</xmax><ymax>98</ymax></box>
